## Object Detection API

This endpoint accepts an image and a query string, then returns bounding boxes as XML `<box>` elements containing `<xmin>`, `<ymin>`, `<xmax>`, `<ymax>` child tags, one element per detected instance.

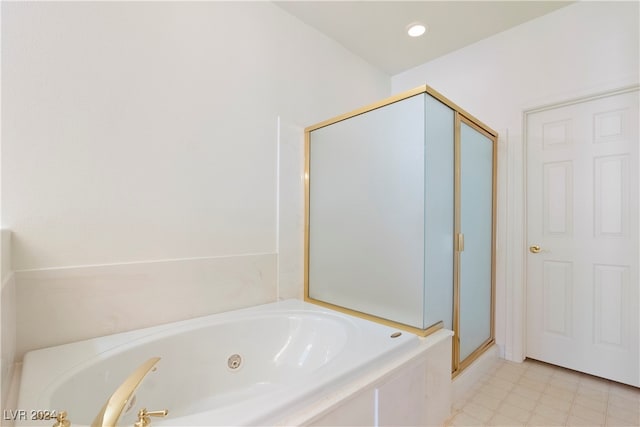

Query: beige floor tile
<box><xmin>606</xmin><ymin>414</ymin><xmax>640</xmax><ymax>427</ymax></box>
<box><xmin>544</xmin><ymin>384</ymin><xmax>578</xmax><ymax>402</ymax></box>
<box><xmin>451</xmin><ymin>393</ymin><xmax>477</xmax><ymax>410</ymax></box>
<box><xmin>487</xmin><ymin>376</ymin><xmax>518</xmax><ymax>392</ymax></box>
<box><xmin>549</xmin><ymin>376</ymin><xmax>580</xmax><ymax>391</ymax></box>
<box><xmin>479</xmin><ymin>383</ymin><xmax>510</xmax><ymax>400</ymax></box>
<box><xmin>498</xmin><ymin>362</ymin><xmax>527</xmax><ymax>376</ymax></box>
<box><xmin>496</xmin><ymin>402</ymin><xmax>532</xmax><ymax>423</ymax></box>
<box><xmin>577</xmin><ymin>385</ymin><xmax>610</xmax><ymax>401</ymax></box>
<box><xmin>531</xmin><ymin>403</ymin><xmax>570</xmax><ymax>425</ymax></box>
<box><xmin>539</xmin><ymin>393</ymin><xmax>573</xmax><ymax>411</ymax></box>
<box><xmin>449</xmin><ymin>359</ymin><xmax>638</xmax><ymax>427</ymax></box>
<box><xmin>470</xmin><ymin>380</ymin><xmax>487</xmax><ymax>393</ymax></box>
<box><xmin>523</xmin><ymin>369</ymin><xmax>553</xmax><ymax>382</ymax></box>
<box><xmin>459</xmin><ymin>388</ymin><xmax>482</xmax><ymax>406</ymax></box>
<box><xmin>481</xmin><ymin>372</ymin><xmax>498</xmax><ymax>384</ymax></box>
<box><xmin>453</xmin><ymin>398</ymin><xmax>468</xmax><ymax>411</ymax></box>
<box><xmin>566</xmin><ymin>414</ymin><xmax>603</xmax><ymax>426</ymax></box>
<box><xmin>504</xmin><ymin>361</ymin><xmax>528</xmax><ymax>370</ymax></box>
<box><xmin>489</xmin><ymin>360</ymin><xmax>505</xmax><ymax>370</ymax></box>
<box><xmin>574</xmin><ymin>394</ymin><xmax>608</xmax><ymax>412</ymax></box>
<box><xmin>608</xmin><ymin>384</ymin><xmax>640</xmax><ymax>401</ymax></box>
<box><xmin>527</xmin><ymin>413</ymin><xmax>563</xmax><ymax>426</ymax></box>
<box><xmin>449</xmin><ymin>411</ymin><xmax>486</xmax><ymax>426</ymax></box>
<box><xmin>462</xmin><ymin>401</ymin><xmax>495</xmax><ymax>423</ymax></box>
<box><xmin>488</xmin><ymin>413</ymin><xmax>525</xmax><ymax>426</ymax></box>
<box><xmin>579</xmin><ymin>376</ymin><xmax>612</xmax><ymax>392</ymax></box>
<box><xmin>553</xmin><ymin>369</ymin><xmax>583</xmax><ymax>384</ymax></box>
<box><xmin>495</xmin><ymin>368</ymin><xmax>524</xmax><ymax>384</ymax></box>
<box><xmin>571</xmin><ymin>403</ymin><xmax>606</xmax><ymax>424</ymax></box>
<box><xmin>511</xmin><ymin>385</ymin><xmax>543</xmax><ymax>401</ymax></box>
<box><xmin>445</xmin><ymin>408</ymin><xmax>463</xmax><ymax>426</ymax></box>
<box><xmin>471</xmin><ymin>393</ymin><xmax>503</xmax><ymax>411</ymax></box>
<box><xmin>526</xmin><ymin>361</ymin><xmax>557</xmax><ymax>375</ymax></box>
<box><xmin>518</xmin><ymin>377</ymin><xmax>548</xmax><ymax>392</ymax></box>
<box><xmin>608</xmin><ymin>394</ymin><xmax>640</xmax><ymax>412</ymax></box>
<box><xmin>504</xmin><ymin>393</ymin><xmax>537</xmax><ymax>411</ymax></box>
<box><xmin>606</xmin><ymin>404</ymin><xmax>640</xmax><ymax>425</ymax></box>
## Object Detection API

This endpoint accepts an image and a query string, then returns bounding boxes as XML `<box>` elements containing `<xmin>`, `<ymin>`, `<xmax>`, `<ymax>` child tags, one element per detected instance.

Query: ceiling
<box><xmin>275</xmin><ymin>1</ymin><xmax>573</xmax><ymax>75</ymax></box>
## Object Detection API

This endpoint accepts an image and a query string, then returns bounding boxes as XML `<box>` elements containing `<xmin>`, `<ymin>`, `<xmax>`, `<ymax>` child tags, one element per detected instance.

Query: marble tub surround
<box><xmin>1</xmin><ymin>229</ymin><xmax>17</xmax><ymax>413</ymax></box>
<box><xmin>1</xmin><ymin>230</ymin><xmax>12</xmax><ymax>284</ymax></box>
<box><xmin>15</xmin><ymin>253</ymin><xmax>276</xmax><ymax>359</ymax></box>
<box><xmin>452</xmin><ymin>344</ymin><xmax>500</xmax><ymax>404</ymax></box>
<box><xmin>276</xmin><ymin>117</ymin><xmax>305</xmax><ymax>301</ymax></box>
<box><xmin>280</xmin><ymin>329</ymin><xmax>454</xmax><ymax>426</ymax></box>
<box><xmin>1</xmin><ymin>274</ymin><xmax>17</xmax><ymax>414</ymax></box>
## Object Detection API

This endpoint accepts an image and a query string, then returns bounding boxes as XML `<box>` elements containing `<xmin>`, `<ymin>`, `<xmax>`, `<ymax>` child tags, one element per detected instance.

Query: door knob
<box><xmin>529</xmin><ymin>245</ymin><xmax>541</xmax><ymax>253</ymax></box>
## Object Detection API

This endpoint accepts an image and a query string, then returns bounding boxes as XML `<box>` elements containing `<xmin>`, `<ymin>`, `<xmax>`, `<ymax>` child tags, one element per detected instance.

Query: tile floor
<box><xmin>446</xmin><ymin>358</ymin><xmax>640</xmax><ymax>426</ymax></box>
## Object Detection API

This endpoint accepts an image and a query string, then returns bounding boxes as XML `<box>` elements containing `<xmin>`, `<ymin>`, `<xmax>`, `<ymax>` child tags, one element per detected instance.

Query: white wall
<box><xmin>1</xmin><ymin>2</ymin><xmax>389</xmax><ymax>356</ymax></box>
<box><xmin>2</xmin><ymin>1</ymin><xmax>388</xmax><ymax>271</ymax></box>
<box><xmin>392</xmin><ymin>1</ymin><xmax>639</xmax><ymax>360</ymax></box>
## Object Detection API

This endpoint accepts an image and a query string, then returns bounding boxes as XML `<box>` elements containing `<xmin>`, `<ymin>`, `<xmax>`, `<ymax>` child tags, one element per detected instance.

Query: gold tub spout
<box><xmin>91</xmin><ymin>357</ymin><xmax>165</xmax><ymax>427</ymax></box>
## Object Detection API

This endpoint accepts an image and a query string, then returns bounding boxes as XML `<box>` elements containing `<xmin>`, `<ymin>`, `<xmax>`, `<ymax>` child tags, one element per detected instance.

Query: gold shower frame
<box><xmin>304</xmin><ymin>84</ymin><xmax>498</xmax><ymax>373</ymax></box>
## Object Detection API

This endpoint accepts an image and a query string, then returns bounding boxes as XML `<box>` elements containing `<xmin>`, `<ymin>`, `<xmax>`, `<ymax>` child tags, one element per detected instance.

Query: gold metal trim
<box><xmin>304</xmin><ymin>84</ymin><xmax>498</xmax><ymax>138</ymax></box>
<box><xmin>452</xmin><ymin>112</ymin><xmax>462</xmax><ymax>373</ymax></box>
<box><xmin>491</xmin><ymin>121</ymin><xmax>498</xmax><ymax>348</ymax></box>
<box><xmin>426</xmin><ymin>86</ymin><xmax>498</xmax><ymax>138</ymax></box>
<box><xmin>460</xmin><ymin>116</ymin><xmax>497</xmax><ymax>141</ymax></box>
<box><xmin>303</xmin><ymin>130</ymin><xmax>311</xmax><ymax>304</ymax></box>
<box><xmin>305</xmin><ymin>85</ymin><xmax>427</xmax><ymax>132</ymax></box>
<box><xmin>304</xmin><ymin>297</ymin><xmax>444</xmax><ymax>337</ymax></box>
<box><xmin>454</xmin><ymin>338</ymin><xmax>496</xmax><ymax>377</ymax></box>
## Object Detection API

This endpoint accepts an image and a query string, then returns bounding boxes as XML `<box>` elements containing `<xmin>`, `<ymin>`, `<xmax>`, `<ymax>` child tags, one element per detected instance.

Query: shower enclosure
<box><xmin>304</xmin><ymin>85</ymin><xmax>497</xmax><ymax>374</ymax></box>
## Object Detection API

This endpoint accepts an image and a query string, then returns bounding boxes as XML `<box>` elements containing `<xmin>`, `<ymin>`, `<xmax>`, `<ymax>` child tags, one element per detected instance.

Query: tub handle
<box><xmin>52</xmin><ymin>411</ymin><xmax>71</xmax><ymax>427</ymax></box>
<box><xmin>134</xmin><ymin>408</ymin><xmax>168</xmax><ymax>427</ymax></box>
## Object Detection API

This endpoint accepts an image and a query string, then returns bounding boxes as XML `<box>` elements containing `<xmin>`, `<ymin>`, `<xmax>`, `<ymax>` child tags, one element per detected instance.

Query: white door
<box><xmin>526</xmin><ymin>89</ymin><xmax>639</xmax><ymax>387</ymax></box>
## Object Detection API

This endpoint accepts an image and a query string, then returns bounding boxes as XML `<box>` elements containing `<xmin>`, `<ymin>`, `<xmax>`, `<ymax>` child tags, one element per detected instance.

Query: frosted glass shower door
<box><xmin>308</xmin><ymin>94</ymin><xmax>426</xmax><ymax>328</ymax></box>
<box><xmin>458</xmin><ymin>119</ymin><xmax>495</xmax><ymax>362</ymax></box>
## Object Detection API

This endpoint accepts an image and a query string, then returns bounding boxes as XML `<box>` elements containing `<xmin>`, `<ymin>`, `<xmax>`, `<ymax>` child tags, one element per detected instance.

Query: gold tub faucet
<box><xmin>91</xmin><ymin>357</ymin><xmax>168</xmax><ymax>427</ymax></box>
<box><xmin>134</xmin><ymin>409</ymin><xmax>169</xmax><ymax>427</ymax></box>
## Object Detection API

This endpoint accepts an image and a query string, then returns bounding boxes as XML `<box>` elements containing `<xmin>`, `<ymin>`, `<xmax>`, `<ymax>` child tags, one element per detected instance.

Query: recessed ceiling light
<box><xmin>407</xmin><ymin>22</ymin><xmax>427</xmax><ymax>37</ymax></box>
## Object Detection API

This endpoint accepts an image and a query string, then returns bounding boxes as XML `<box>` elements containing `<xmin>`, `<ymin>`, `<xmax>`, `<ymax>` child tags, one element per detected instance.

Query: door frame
<box><xmin>506</xmin><ymin>84</ymin><xmax>640</xmax><ymax>364</ymax></box>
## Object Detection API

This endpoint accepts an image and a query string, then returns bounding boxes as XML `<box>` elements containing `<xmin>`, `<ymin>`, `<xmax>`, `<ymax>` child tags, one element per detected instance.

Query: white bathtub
<box><xmin>15</xmin><ymin>299</ymin><xmax>453</xmax><ymax>427</ymax></box>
